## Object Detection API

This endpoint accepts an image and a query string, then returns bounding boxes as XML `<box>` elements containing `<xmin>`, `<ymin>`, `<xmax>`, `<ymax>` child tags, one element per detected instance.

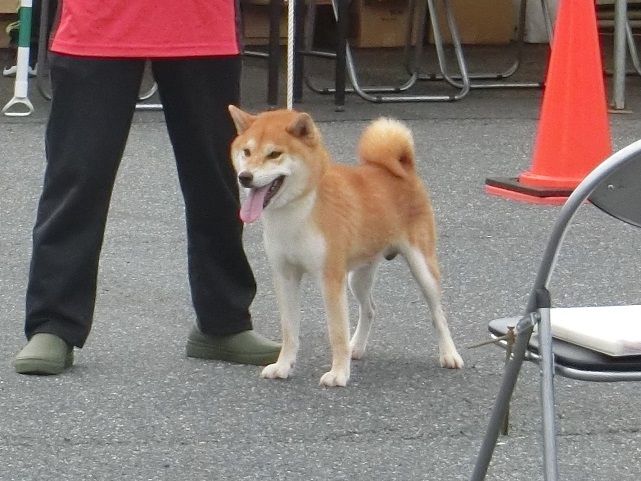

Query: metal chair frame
<box><xmin>301</xmin><ymin>0</ymin><xmax>471</xmax><ymax>103</ymax></box>
<box><xmin>600</xmin><ymin>0</ymin><xmax>641</xmax><ymax>110</ymax></box>
<box><xmin>470</xmin><ymin>138</ymin><xmax>641</xmax><ymax>481</ymax></box>
<box><xmin>421</xmin><ymin>0</ymin><xmax>553</xmax><ymax>90</ymax></box>
<box><xmin>36</xmin><ymin>0</ymin><xmax>162</xmax><ymax>110</ymax></box>
<box><xmin>241</xmin><ymin>0</ymin><xmax>283</xmax><ymax>107</ymax></box>
<box><xmin>300</xmin><ymin>0</ymin><xmax>555</xmax><ymax>105</ymax></box>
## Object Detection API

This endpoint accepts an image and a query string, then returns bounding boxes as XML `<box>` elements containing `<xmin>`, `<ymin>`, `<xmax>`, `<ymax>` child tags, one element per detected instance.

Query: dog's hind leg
<box><xmin>261</xmin><ymin>264</ymin><xmax>303</xmax><ymax>380</ymax></box>
<box><xmin>348</xmin><ymin>262</ymin><xmax>380</xmax><ymax>360</ymax></box>
<box><xmin>401</xmin><ymin>244</ymin><xmax>464</xmax><ymax>369</ymax></box>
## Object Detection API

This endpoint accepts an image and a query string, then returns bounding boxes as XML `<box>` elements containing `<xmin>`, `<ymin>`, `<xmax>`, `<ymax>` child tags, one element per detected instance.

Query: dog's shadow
<box><xmin>287</xmin><ymin>343</ymin><xmax>464</xmax><ymax>390</ymax></box>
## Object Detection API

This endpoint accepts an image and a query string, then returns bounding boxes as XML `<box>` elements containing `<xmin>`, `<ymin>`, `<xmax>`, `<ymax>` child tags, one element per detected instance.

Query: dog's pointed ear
<box><xmin>228</xmin><ymin>105</ymin><xmax>256</xmax><ymax>134</ymax></box>
<box><xmin>286</xmin><ymin>112</ymin><xmax>315</xmax><ymax>139</ymax></box>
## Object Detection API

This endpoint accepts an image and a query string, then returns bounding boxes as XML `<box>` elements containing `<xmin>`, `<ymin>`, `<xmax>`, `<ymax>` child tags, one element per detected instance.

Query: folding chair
<box><xmin>36</xmin><ymin>0</ymin><xmax>162</xmax><ymax>111</ymax></box>
<box><xmin>301</xmin><ymin>0</ymin><xmax>471</xmax><ymax>104</ymax></box>
<box><xmin>598</xmin><ymin>0</ymin><xmax>641</xmax><ymax>110</ymax></box>
<box><xmin>301</xmin><ymin>0</ymin><xmax>554</xmax><ymax>106</ymax></box>
<box><xmin>421</xmin><ymin>0</ymin><xmax>553</xmax><ymax>91</ymax></box>
<box><xmin>35</xmin><ymin>0</ymin><xmax>56</xmax><ymax>101</ymax></box>
<box><xmin>241</xmin><ymin>0</ymin><xmax>284</xmax><ymax>107</ymax></box>
<box><xmin>470</xmin><ymin>139</ymin><xmax>641</xmax><ymax>481</ymax></box>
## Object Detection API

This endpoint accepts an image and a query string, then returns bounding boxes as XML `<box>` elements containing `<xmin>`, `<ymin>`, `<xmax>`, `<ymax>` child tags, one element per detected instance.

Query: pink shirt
<box><xmin>51</xmin><ymin>0</ymin><xmax>240</xmax><ymax>58</ymax></box>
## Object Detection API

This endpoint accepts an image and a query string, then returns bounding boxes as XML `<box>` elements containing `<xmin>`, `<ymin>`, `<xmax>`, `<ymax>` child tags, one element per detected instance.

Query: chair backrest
<box><xmin>525</xmin><ymin>139</ymin><xmax>641</xmax><ymax>312</ymax></box>
<box><xmin>590</xmin><ymin>154</ymin><xmax>641</xmax><ymax>227</ymax></box>
<box><xmin>597</xmin><ymin>0</ymin><xmax>641</xmax><ymax>4</ymax></box>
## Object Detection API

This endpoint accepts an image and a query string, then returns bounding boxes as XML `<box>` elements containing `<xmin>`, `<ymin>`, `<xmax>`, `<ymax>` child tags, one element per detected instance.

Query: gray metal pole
<box><xmin>470</xmin><ymin>314</ymin><xmax>536</xmax><ymax>481</ymax></box>
<box><xmin>538</xmin><ymin>307</ymin><xmax>559</xmax><ymax>481</ymax></box>
<box><xmin>611</xmin><ymin>0</ymin><xmax>627</xmax><ymax>110</ymax></box>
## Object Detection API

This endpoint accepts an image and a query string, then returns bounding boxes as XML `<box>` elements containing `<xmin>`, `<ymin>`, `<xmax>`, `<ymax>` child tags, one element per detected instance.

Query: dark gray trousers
<box><xmin>25</xmin><ymin>53</ymin><xmax>255</xmax><ymax>347</ymax></box>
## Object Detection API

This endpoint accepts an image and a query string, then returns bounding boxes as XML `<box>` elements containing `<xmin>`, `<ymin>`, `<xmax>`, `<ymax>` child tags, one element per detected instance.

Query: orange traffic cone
<box><xmin>486</xmin><ymin>0</ymin><xmax>612</xmax><ymax>204</ymax></box>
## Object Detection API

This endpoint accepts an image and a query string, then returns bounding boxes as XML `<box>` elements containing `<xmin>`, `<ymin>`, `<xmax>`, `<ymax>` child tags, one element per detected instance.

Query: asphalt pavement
<box><xmin>1</xmin><ymin>44</ymin><xmax>641</xmax><ymax>481</ymax></box>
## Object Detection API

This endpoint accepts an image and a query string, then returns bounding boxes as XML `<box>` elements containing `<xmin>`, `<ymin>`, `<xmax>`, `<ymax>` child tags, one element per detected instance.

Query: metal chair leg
<box><xmin>626</xmin><ymin>20</ymin><xmax>641</xmax><ymax>75</ymax></box>
<box><xmin>470</xmin><ymin>314</ymin><xmax>536</xmax><ymax>481</ymax></box>
<box><xmin>345</xmin><ymin>0</ymin><xmax>470</xmax><ymax>102</ymax></box>
<box><xmin>138</xmin><ymin>81</ymin><xmax>157</xmax><ymax>101</ymax></box>
<box><xmin>302</xmin><ymin>0</ymin><xmax>470</xmax><ymax>103</ymax></box>
<box><xmin>611</xmin><ymin>0</ymin><xmax>628</xmax><ymax>110</ymax></box>
<box><xmin>432</xmin><ymin>0</ymin><xmax>550</xmax><ymax>90</ymax></box>
<box><xmin>36</xmin><ymin>0</ymin><xmax>52</xmax><ymax>100</ymax></box>
<box><xmin>243</xmin><ymin>0</ymin><xmax>282</xmax><ymax>107</ymax></box>
<box><xmin>538</xmin><ymin>307</ymin><xmax>560</xmax><ymax>481</ymax></box>
<box><xmin>34</xmin><ymin>0</ymin><xmax>162</xmax><ymax>111</ymax></box>
<box><xmin>302</xmin><ymin>0</ymin><xmax>425</xmax><ymax>97</ymax></box>
<box><xmin>267</xmin><ymin>0</ymin><xmax>282</xmax><ymax>106</ymax></box>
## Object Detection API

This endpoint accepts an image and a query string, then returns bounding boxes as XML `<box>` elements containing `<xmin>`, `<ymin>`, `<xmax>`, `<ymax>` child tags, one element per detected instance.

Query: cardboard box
<box><xmin>242</xmin><ymin>2</ymin><xmax>288</xmax><ymax>46</ymax></box>
<box><xmin>242</xmin><ymin>0</ymin><xmax>411</xmax><ymax>49</ymax></box>
<box><xmin>0</xmin><ymin>0</ymin><xmax>18</xmax><ymax>49</ymax></box>
<box><xmin>350</xmin><ymin>0</ymin><xmax>411</xmax><ymax>48</ymax></box>
<box><xmin>430</xmin><ymin>0</ymin><xmax>514</xmax><ymax>45</ymax></box>
<box><xmin>0</xmin><ymin>16</ymin><xmax>16</xmax><ymax>48</ymax></box>
<box><xmin>242</xmin><ymin>0</ymin><xmax>334</xmax><ymax>46</ymax></box>
<box><xmin>0</xmin><ymin>0</ymin><xmax>18</xmax><ymax>14</ymax></box>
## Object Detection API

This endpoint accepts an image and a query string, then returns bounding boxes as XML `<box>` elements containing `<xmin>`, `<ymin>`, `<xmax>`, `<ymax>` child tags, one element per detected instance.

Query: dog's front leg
<box><xmin>319</xmin><ymin>268</ymin><xmax>351</xmax><ymax>387</ymax></box>
<box><xmin>261</xmin><ymin>264</ymin><xmax>302</xmax><ymax>380</ymax></box>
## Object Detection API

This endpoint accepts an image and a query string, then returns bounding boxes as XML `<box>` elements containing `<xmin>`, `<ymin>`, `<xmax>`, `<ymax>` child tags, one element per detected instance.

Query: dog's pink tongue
<box><xmin>240</xmin><ymin>186</ymin><xmax>270</xmax><ymax>223</ymax></box>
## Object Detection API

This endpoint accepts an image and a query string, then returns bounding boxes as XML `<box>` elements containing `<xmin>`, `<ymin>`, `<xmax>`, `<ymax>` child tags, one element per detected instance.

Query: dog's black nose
<box><xmin>238</xmin><ymin>171</ymin><xmax>253</xmax><ymax>188</ymax></box>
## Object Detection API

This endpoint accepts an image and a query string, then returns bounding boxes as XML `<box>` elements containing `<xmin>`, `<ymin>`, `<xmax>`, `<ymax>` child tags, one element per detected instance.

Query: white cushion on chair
<box><xmin>550</xmin><ymin>305</ymin><xmax>641</xmax><ymax>357</ymax></box>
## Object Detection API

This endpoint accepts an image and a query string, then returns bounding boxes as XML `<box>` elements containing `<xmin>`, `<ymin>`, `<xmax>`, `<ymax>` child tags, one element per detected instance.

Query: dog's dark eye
<box><xmin>243</xmin><ymin>148</ymin><xmax>251</xmax><ymax>157</ymax></box>
<box><xmin>266</xmin><ymin>151</ymin><xmax>281</xmax><ymax>160</ymax></box>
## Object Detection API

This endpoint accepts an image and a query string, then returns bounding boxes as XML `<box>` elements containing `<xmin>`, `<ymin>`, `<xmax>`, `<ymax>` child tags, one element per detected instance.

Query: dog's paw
<box><xmin>260</xmin><ymin>362</ymin><xmax>292</xmax><ymax>380</ymax></box>
<box><xmin>439</xmin><ymin>350</ymin><xmax>464</xmax><ymax>369</ymax></box>
<box><xmin>319</xmin><ymin>369</ymin><xmax>349</xmax><ymax>387</ymax></box>
<box><xmin>350</xmin><ymin>343</ymin><xmax>365</xmax><ymax>360</ymax></box>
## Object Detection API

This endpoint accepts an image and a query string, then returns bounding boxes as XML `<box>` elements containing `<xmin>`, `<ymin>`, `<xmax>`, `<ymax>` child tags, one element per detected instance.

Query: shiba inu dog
<box><xmin>228</xmin><ymin>106</ymin><xmax>464</xmax><ymax>387</ymax></box>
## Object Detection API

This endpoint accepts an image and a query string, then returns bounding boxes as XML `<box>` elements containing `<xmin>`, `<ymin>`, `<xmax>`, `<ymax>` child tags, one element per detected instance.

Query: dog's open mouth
<box><xmin>239</xmin><ymin>175</ymin><xmax>285</xmax><ymax>223</ymax></box>
<box><xmin>264</xmin><ymin>176</ymin><xmax>285</xmax><ymax>207</ymax></box>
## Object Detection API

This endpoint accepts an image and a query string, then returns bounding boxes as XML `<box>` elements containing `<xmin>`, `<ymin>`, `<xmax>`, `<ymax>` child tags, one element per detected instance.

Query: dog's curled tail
<box><xmin>358</xmin><ymin>117</ymin><xmax>415</xmax><ymax>178</ymax></box>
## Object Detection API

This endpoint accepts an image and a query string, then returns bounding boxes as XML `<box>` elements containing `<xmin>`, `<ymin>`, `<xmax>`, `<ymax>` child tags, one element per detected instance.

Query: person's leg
<box><xmin>151</xmin><ymin>56</ymin><xmax>253</xmax><ymax>333</ymax></box>
<box><xmin>151</xmin><ymin>56</ymin><xmax>279</xmax><ymax>364</ymax></box>
<box><xmin>16</xmin><ymin>54</ymin><xmax>144</xmax><ymax>374</ymax></box>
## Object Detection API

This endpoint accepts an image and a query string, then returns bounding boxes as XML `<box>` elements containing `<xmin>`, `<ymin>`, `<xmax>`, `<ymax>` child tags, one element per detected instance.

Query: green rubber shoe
<box><xmin>186</xmin><ymin>327</ymin><xmax>281</xmax><ymax>366</ymax></box>
<box><xmin>14</xmin><ymin>333</ymin><xmax>74</xmax><ymax>375</ymax></box>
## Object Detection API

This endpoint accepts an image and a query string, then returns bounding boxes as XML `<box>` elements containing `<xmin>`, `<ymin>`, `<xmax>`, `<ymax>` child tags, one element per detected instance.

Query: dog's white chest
<box><xmin>262</xmin><ymin>207</ymin><xmax>326</xmax><ymax>273</ymax></box>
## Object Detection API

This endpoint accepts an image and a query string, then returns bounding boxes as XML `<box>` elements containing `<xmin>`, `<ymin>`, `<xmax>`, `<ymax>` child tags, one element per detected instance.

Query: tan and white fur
<box><xmin>228</xmin><ymin>106</ymin><xmax>464</xmax><ymax>387</ymax></box>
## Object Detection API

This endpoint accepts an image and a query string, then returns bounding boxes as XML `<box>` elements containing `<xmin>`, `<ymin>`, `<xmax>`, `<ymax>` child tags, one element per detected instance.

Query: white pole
<box><xmin>3</xmin><ymin>0</ymin><xmax>35</xmax><ymax>116</ymax></box>
<box><xmin>286</xmin><ymin>0</ymin><xmax>295</xmax><ymax>110</ymax></box>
